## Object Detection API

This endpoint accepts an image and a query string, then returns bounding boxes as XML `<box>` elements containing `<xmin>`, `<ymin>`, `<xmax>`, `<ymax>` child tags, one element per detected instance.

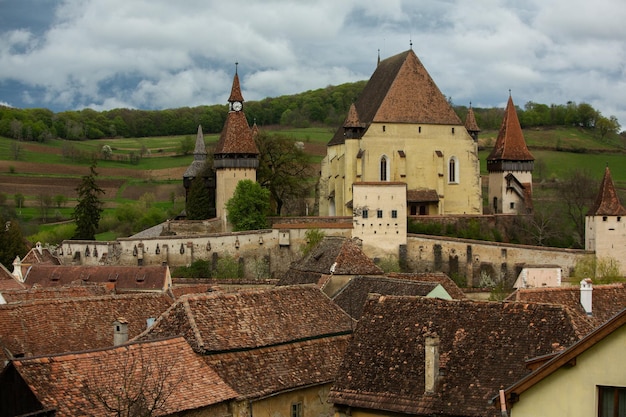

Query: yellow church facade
<box><xmin>319</xmin><ymin>49</ymin><xmax>482</xmax><ymax>217</ymax></box>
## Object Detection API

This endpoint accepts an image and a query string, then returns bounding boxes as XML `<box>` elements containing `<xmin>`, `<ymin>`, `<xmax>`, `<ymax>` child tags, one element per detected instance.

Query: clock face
<box><xmin>232</xmin><ymin>101</ymin><xmax>243</xmax><ymax>111</ymax></box>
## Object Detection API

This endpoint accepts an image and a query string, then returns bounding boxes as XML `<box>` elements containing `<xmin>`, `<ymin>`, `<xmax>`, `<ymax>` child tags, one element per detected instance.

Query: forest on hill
<box><xmin>0</xmin><ymin>80</ymin><xmax>622</xmax><ymax>143</ymax></box>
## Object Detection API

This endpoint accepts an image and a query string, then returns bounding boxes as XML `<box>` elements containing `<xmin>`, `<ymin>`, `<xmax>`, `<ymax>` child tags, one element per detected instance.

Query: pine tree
<box><xmin>186</xmin><ymin>175</ymin><xmax>213</xmax><ymax>220</ymax></box>
<box><xmin>73</xmin><ymin>162</ymin><xmax>105</xmax><ymax>240</ymax></box>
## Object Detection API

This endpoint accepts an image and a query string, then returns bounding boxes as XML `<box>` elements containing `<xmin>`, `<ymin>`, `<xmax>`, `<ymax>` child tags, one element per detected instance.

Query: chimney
<box><xmin>425</xmin><ymin>333</ymin><xmax>440</xmax><ymax>393</ymax></box>
<box><xmin>580</xmin><ymin>279</ymin><xmax>593</xmax><ymax>316</ymax></box>
<box><xmin>113</xmin><ymin>318</ymin><xmax>129</xmax><ymax>346</ymax></box>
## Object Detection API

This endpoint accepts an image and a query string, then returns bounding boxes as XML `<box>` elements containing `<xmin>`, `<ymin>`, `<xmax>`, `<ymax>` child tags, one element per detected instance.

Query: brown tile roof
<box><xmin>332</xmin><ymin>275</ymin><xmax>441</xmax><ymax>319</ymax></box>
<box><xmin>277</xmin><ymin>236</ymin><xmax>383</xmax><ymax>286</ymax></box>
<box><xmin>1</xmin><ymin>281</ymin><xmax>113</xmax><ymax>303</ymax></box>
<box><xmin>344</xmin><ymin>103</ymin><xmax>365</xmax><ymax>128</ymax></box>
<box><xmin>495</xmin><ymin>307</ymin><xmax>626</xmax><ymax>411</ymax></box>
<box><xmin>386</xmin><ymin>272</ymin><xmax>467</xmax><ymax>300</ymax></box>
<box><xmin>505</xmin><ymin>283</ymin><xmax>626</xmax><ymax>328</ymax></box>
<box><xmin>406</xmin><ymin>189</ymin><xmax>439</xmax><ymax>203</ymax></box>
<box><xmin>205</xmin><ymin>335</ymin><xmax>352</xmax><ymax>399</ymax></box>
<box><xmin>0</xmin><ymin>293</ymin><xmax>173</xmax><ymax>359</ymax></box>
<box><xmin>8</xmin><ymin>337</ymin><xmax>237</xmax><ymax>416</ymax></box>
<box><xmin>487</xmin><ymin>95</ymin><xmax>534</xmax><ymax>162</ymax></box>
<box><xmin>329</xmin><ymin>296</ymin><xmax>587</xmax><ymax>417</ymax></box>
<box><xmin>228</xmin><ymin>71</ymin><xmax>244</xmax><ymax>103</ymax></box>
<box><xmin>465</xmin><ymin>105</ymin><xmax>480</xmax><ymax>133</ymax></box>
<box><xmin>21</xmin><ymin>245</ymin><xmax>61</xmax><ymax>266</ymax></box>
<box><xmin>329</xmin><ymin>49</ymin><xmax>462</xmax><ymax>146</ymax></box>
<box><xmin>587</xmin><ymin>165</ymin><xmax>626</xmax><ymax>216</ymax></box>
<box><xmin>138</xmin><ymin>286</ymin><xmax>354</xmax><ymax>399</ymax></box>
<box><xmin>0</xmin><ymin>263</ymin><xmax>24</xmax><ymax>291</ymax></box>
<box><xmin>23</xmin><ymin>265</ymin><xmax>171</xmax><ymax>292</ymax></box>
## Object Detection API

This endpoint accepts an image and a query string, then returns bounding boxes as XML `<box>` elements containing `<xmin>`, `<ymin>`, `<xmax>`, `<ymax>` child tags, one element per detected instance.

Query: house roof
<box><xmin>494</xmin><ymin>307</ymin><xmax>626</xmax><ymax>411</ymax></box>
<box><xmin>277</xmin><ymin>236</ymin><xmax>383</xmax><ymax>286</ymax></box>
<box><xmin>505</xmin><ymin>282</ymin><xmax>626</xmax><ymax>328</ymax></box>
<box><xmin>0</xmin><ymin>293</ymin><xmax>173</xmax><ymax>359</ymax></box>
<box><xmin>21</xmin><ymin>245</ymin><xmax>61</xmax><ymax>266</ymax></box>
<box><xmin>587</xmin><ymin>165</ymin><xmax>626</xmax><ymax>216</ymax></box>
<box><xmin>1</xmin><ymin>281</ymin><xmax>113</xmax><ymax>303</ymax></box>
<box><xmin>385</xmin><ymin>272</ymin><xmax>467</xmax><ymax>300</ymax></box>
<box><xmin>137</xmin><ymin>286</ymin><xmax>354</xmax><ymax>399</ymax></box>
<box><xmin>329</xmin><ymin>296</ymin><xmax>588</xmax><ymax>417</ymax></box>
<box><xmin>406</xmin><ymin>189</ymin><xmax>439</xmax><ymax>203</ymax></box>
<box><xmin>465</xmin><ymin>105</ymin><xmax>480</xmax><ymax>133</ymax></box>
<box><xmin>214</xmin><ymin>72</ymin><xmax>259</xmax><ymax>156</ymax></box>
<box><xmin>23</xmin><ymin>265</ymin><xmax>171</xmax><ymax>292</ymax></box>
<box><xmin>329</xmin><ymin>49</ymin><xmax>462</xmax><ymax>146</ymax></box>
<box><xmin>9</xmin><ymin>337</ymin><xmax>237</xmax><ymax>416</ymax></box>
<box><xmin>183</xmin><ymin>124</ymin><xmax>209</xmax><ymax>178</ymax></box>
<box><xmin>331</xmin><ymin>275</ymin><xmax>442</xmax><ymax>319</ymax></box>
<box><xmin>0</xmin><ymin>262</ymin><xmax>24</xmax><ymax>291</ymax></box>
<box><xmin>487</xmin><ymin>95</ymin><xmax>534</xmax><ymax>162</ymax></box>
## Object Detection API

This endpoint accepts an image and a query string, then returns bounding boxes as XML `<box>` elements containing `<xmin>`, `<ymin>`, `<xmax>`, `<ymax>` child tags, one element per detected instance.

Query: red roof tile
<box><xmin>487</xmin><ymin>96</ymin><xmax>534</xmax><ymax>162</ymax></box>
<box><xmin>10</xmin><ymin>337</ymin><xmax>237</xmax><ymax>416</ymax></box>
<box><xmin>465</xmin><ymin>106</ymin><xmax>480</xmax><ymax>133</ymax></box>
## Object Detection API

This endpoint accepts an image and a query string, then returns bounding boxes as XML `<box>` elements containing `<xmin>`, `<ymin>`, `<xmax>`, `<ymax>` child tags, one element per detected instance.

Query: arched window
<box><xmin>380</xmin><ymin>155</ymin><xmax>389</xmax><ymax>181</ymax></box>
<box><xmin>448</xmin><ymin>156</ymin><xmax>459</xmax><ymax>183</ymax></box>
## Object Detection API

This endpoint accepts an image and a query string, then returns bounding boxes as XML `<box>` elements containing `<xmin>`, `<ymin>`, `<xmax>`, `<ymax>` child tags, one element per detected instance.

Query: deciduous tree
<box><xmin>556</xmin><ymin>168</ymin><xmax>598</xmax><ymax>246</ymax></box>
<box><xmin>72</xmin><ymin>161</ymin><xmax>105</xmax><ymax>240</ymax></box>
<box><xmin>225</xmin><ymin>179</ymin><xmax>270</xmax><ymax>231</ymax></box>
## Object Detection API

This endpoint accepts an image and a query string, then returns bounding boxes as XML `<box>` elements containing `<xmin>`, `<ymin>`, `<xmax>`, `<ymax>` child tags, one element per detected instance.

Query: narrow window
<box><xmin>418</xmin><ymin>126</ymin><xmax>422</xmax><ymax>133</ymax></box>
<box><xmin>510</xmin><ymin>202</ymin><xmax>515</xmax><ymax>210</ymax></box>
<box><xmin>382</xmin><ymin>125</ymin><xmax>386</xmax><ymax>132</ymax></box>
<box><xmin>377</xmin><ymin>210</ymin><xmax>383</xmax><ymax>218</ymax></box>
<box><xmin>380</xmin><ymin>155</ymin><xmax>389</xmax><ymax>181</ymax></box>
<box><xmin>603</xmin><ymin>216</ymin><xmax>608</xmax><ymax>222</ymax></box>
<box><xmin>291</xmin><ymin>403</ymin><xmax>303</xmax><ymax>417</ymax></box>
<box><xmin>391</xmin><ymin>210</ymin><xmax>398</xmax><ymax>219</ymax></box>
<box><xmin>448</xmin><ymin>156</ymin><xmax>458</xmax><ymax>183</ymax></box>
<box><xmin>362</xmin><ymin>210</ymin><xmax>368</xmax><ymax>219</ymax></box>
<box><xmin>452</xmin><ymin>127</ymin><xmax>455</xmax><ymax>134</ymax></box>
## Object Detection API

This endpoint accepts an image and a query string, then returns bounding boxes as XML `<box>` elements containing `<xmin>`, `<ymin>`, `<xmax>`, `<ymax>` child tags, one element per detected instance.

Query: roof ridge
<box><xmin>487</xmin><ymin>95</ymin><xmax>534</xmax><ymax>162</ymax></box>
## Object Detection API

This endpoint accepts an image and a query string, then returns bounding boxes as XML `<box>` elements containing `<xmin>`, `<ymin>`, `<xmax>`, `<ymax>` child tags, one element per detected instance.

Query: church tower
<box><xmin>487</xmin><ymin>94</ymin><xmax>534</xmax><ymax>214</ymax></box>
<box><xmin>585</xmin><ymin>166</ymin><xmax>626</xmax><ymax>274</ymax></box>
<box><xmin>464</xmin><ymin>104</ymin><xmax>480</xmax><ymax>142</ymax></box>
<box><xmin>214</xmin><ymin>65</ymin><xmax>259</xmax><ymax>229</ymax></box>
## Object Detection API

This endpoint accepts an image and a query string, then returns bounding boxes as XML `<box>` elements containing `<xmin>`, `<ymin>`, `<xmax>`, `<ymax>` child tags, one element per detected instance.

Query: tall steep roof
<box><xmin>587</xmin><ymin>165</ymin><xmax>626</xmax><ymax>216</ymax></box>
<box><xmin>464</xmin><ymin>105</ymin><xmax>480</xmax><ymax>133</ymax></box>
<box><xmin>329</xmin><ymin>49</ymin><xmax>462</xmax><ymax>146</ymax></box>
<box><xmin>487</xmin><ymin>95</ymin><xmax>534</xmax><ymax>161</ymax></box>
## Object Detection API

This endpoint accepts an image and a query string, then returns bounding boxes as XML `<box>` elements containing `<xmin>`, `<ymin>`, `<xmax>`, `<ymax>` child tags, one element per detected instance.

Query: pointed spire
<box><xmin>464</xmin><ymin>102</ymin><xmax>480</xmax><ymax>136</ymax></box>
<box><xmin>487</xmin><ymin>95</ymin><xmax>534</xmax><ymax>162</ymax></box>
<box><xmin>377</xmin><ymin>49</ymin><xmax>380</xmax><ymax>67</ymax></box>
<box><xmin>587</xmin><ymin>165</ymin><xmax>626</xmax><ymax>216</ymax></box>
<box><xmin>344</xmin><ymin>103</ymin><xmax>364</xmax><ymax>128</ymax></box>
<box><xmin>228</xmin><ymin>62</ymin><xmax>244</xmax><ymax>103</ymax></box>
<box><xmin>193</xmin><ymin>125</ymin><xmax>207</xmax><ymax>159</ymax></box>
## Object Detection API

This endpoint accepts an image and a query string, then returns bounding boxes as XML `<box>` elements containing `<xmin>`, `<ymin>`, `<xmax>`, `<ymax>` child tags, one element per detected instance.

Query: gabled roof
<box><xmin>331</xmin><ymin>275</ymin><xmax>443</xmax><ymax>319</ymax></box>
<box><xmin>0</xmin><ymin>293</ymin><xmax>173</xmax><ymax>359</ymax></box>
<box><xmin>1</xmin><ymin>281</ymin><xmax>113</xmax><ymax>303</ymax></box>
<box><xmin>214</xmin><ymin>72</ymin><xmax>259</xmax><ymax>156</ymax></box>
<box><xmin>406</xmin><ymin>188</ymin><xmax>439</xmax><ymax>203</ymax></box>
<box><xmin>137</xmin><ymin>286</ymin><xmax>354</xmax><ymax>399</ymax></box>
<box><xmin>23</xmin><ymin>265</ymin><xmax>171</xmax><ymax>292</ymax></box>
<box><xmin>494</xmin><ymin>308</ymin><xmax>626</xmax><ymax>411</ymax></box>
<box><xmin>505</xmin><ymin>282</ymin><xmax>626</xmax><ymax>329</ymax></box>
<box><xmin>587</xmin><ymin>165</ymin><xmax>626</xmax><ymax>216</ymax></box>
<box><xmin>7</xmin><ymin>337</ymin><xmax>237</xmax><ymax>417</ymax></box>
<box><xmin>0</xmin><ymin>262</ymin><xmax>24</xmax><ymax>291</ymax></box>
<box><xmin>183</xmin><ymin>124</ymin><xmax>208</xmax><ymax>178</ymax></box>
<box><xmin>465</xmin><ymin>105</ymin><xmax>480</xmax><ymax>133</ymax></box>
<box><xmin>329</xmin><ymin>296</ymin><xmax>588</xmax><ymax>417</ymax></box>
<box><xmin>277</xmin><ymin>236</ymin><xmax>383</xmax><ymax>286</ymax></box>
<box><xmin>21</xmin><ymin>244</ymin><xmax>61</xmax><ymax>266</ymax></box>
<box><xmin>487</xmin><ymin>95</ymin><xmax>534</xmax><ymax>162</ymax></box>
<box><xmin>344</xmin><ymin>103</ymin><xmax>366</xmax><ymax>128</ymax></box>
<box><xmin>329</xmin><ymin>49</ymin><xmax>462</xmax><ymax>146</ymax></box>
<box><xmin>386</xmin><ymin>272</ymin><xmax>467</xmax><ymax>300</ymax></box>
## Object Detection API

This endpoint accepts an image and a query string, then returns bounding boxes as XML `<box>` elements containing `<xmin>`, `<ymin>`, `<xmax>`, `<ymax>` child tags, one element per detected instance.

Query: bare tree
<box><xmin>555</xmin><ymin>168</ymin><xmax>598</xmax><ymax>246</ymax></box>
<box><xmin>82</xmin><ymin>349</ymin><xmax>183</xmax><ymax>417</ymax></box>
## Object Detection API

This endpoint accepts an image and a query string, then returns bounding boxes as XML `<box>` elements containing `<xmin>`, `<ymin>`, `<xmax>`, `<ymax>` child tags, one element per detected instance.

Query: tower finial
<box><xmin>508</xmin><ymin>89</ymin><xmax>511</xmax><ymax>97</ymax></box>
<box><xmin>235</xmin><ymin>62</ymin><xmax>239</xmax><ymax>74</ymax></box>
<box><xmin>377</xmin><ymin>49</ymin><xmax>380</xmax><ymax>66</ymax></box>
<box><xmin>410</xmin><ymin>39</ymin><xmax>413</xmax><ymax>50</ymax></box>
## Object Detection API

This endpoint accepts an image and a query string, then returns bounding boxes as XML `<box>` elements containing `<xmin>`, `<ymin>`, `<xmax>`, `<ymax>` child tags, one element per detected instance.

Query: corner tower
<box><xmin>214</xmin><ymin>65</ymin><xmax>259</xmax><ymax>229</ymax></box>
<box><xmin>585</xmin><ymin>166</ymin><xmax>626</xmax><ymax>274</ymax></box>
<box><xmin>487</xmin><ymin>94</ymin><xmax>534</xmax><ymax>214</ymax></box>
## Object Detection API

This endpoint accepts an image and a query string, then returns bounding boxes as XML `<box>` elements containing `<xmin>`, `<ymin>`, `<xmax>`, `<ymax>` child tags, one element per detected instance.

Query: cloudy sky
<box><xmin>1</xmin><ymin>0</ymin><xmax>625</xmax><ymax>126</ymax></box>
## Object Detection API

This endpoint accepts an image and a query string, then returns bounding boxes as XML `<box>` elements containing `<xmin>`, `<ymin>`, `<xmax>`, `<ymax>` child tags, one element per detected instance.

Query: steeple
<box><xmin>183</xmin><ymin>124</ymin><xmax>208</xmax><ymax>179</ymax></box>
<box><xmin>487</xmin><ymin>95</ymin><xmax>534</xmax><ymax>172</ymax></box>
<box><xmin>587</xmin><ymin>166</ymin><xmax>626</xmax><ymax>216</ymax></box>
<box><xmin>464</xmin><ymin>102</ymin><xmax>480</xmax><ymax>141</ymax></box>
<box><xmin>228</xmin><ymin>62</ymin><xmax>244</xmax><ymax>104</ymax></box>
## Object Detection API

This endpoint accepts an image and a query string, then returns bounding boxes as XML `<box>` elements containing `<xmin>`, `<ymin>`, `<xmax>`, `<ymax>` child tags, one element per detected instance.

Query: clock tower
<box><xmin>214</xmin><ymin>64</ymin><xmax>259</xmax><ymax>229</ymax></box>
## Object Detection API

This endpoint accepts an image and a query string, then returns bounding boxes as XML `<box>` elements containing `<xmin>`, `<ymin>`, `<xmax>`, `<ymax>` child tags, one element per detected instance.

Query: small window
<box><xmin>452</xmin><ymin>127</ymin><xmax>455</xmax><ymax>134</ymax></box>
<box><xmin>291</xmin><ymin>403</ymin><xmax>303</xmax><ymax>417</ymax></box>
<box><xmin>377</xmin><ymin>210</ymin><xmax>383</xmax><ymax>218</ymax></box>
<box><xmin>391</xmin><ymin>210</ymin><xmax>398</xmax><ymax>219</ymax></box>
<box><xmin>362</xmin><ymin>210</ymin><xmax>368</xmax><ymax>219</ymax></box>
<box><xmin>382</xmin><ymin>125</ymin><xmax>386</xmax><ymax>132</ymax></box>
<box><xmin>603</xmin><ymin>216</ymin><xmax>608</xmax><ymax>222</ymax></box>
<box><xmin>598</xmin><ymin>386</ymin><xmax>626</xmax><ymax>417</ymax></box>
<box><xmin>418</xmin><ymin>126</ymin><xmax>422</xmax><ymax>133</ymax></box>
<box><xmin>618</xmin><ymin>217</ymin><xmax>622</xmax><ymax>222</ymax></box>
<box><xmin>448</xmin><ymin>156</ymin><xmax>459</xmax><ymax>184</ymax></box>
<box><xmin>380</xmin><ymin>155</ymin><xmax>389</xmax><ymax>181</ymax></box>
<box><xmin>510</xmin><ymin>202</ymin><xmax>515</xmax><ymax>209</ymax></box>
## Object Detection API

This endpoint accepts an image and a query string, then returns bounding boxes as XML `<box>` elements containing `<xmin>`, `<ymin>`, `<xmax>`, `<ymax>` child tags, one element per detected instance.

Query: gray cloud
<box><xmin>0</xmin><ymin>0</ymin><xmax>625</xmax><ymax>127</ymax></box>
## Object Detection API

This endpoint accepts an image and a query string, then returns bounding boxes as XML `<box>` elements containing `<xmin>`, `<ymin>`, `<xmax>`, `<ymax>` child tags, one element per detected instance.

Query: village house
<box><xmin>328</xmin><ymin>295</ymin><xmax>593</xmax><ymax>417</ymax></box>
<box><xmin>0</xmin><ymin>336</ymin><xmax>238</xmax><ymax>416</ymax></box>
<box><xmin>0</xmin><ymin>292</ymin><xmax>172</xmax><ymax>366</ymax></box>
<box><xmin>493</xmin><ymin>308</ymin><xmax>626</xmax><ymax>417</ymax></box>
<box><xmin>135</xmin><ymin>285</ymin><xmax>354</xmax><ymax>417</ymax></box>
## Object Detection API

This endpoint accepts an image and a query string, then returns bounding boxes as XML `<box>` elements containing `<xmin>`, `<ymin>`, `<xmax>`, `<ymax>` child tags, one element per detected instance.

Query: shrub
<box><xmin>301</xmin><ymin>228</ymin><xmax>325</xmax><ymax>255</ymax></box>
